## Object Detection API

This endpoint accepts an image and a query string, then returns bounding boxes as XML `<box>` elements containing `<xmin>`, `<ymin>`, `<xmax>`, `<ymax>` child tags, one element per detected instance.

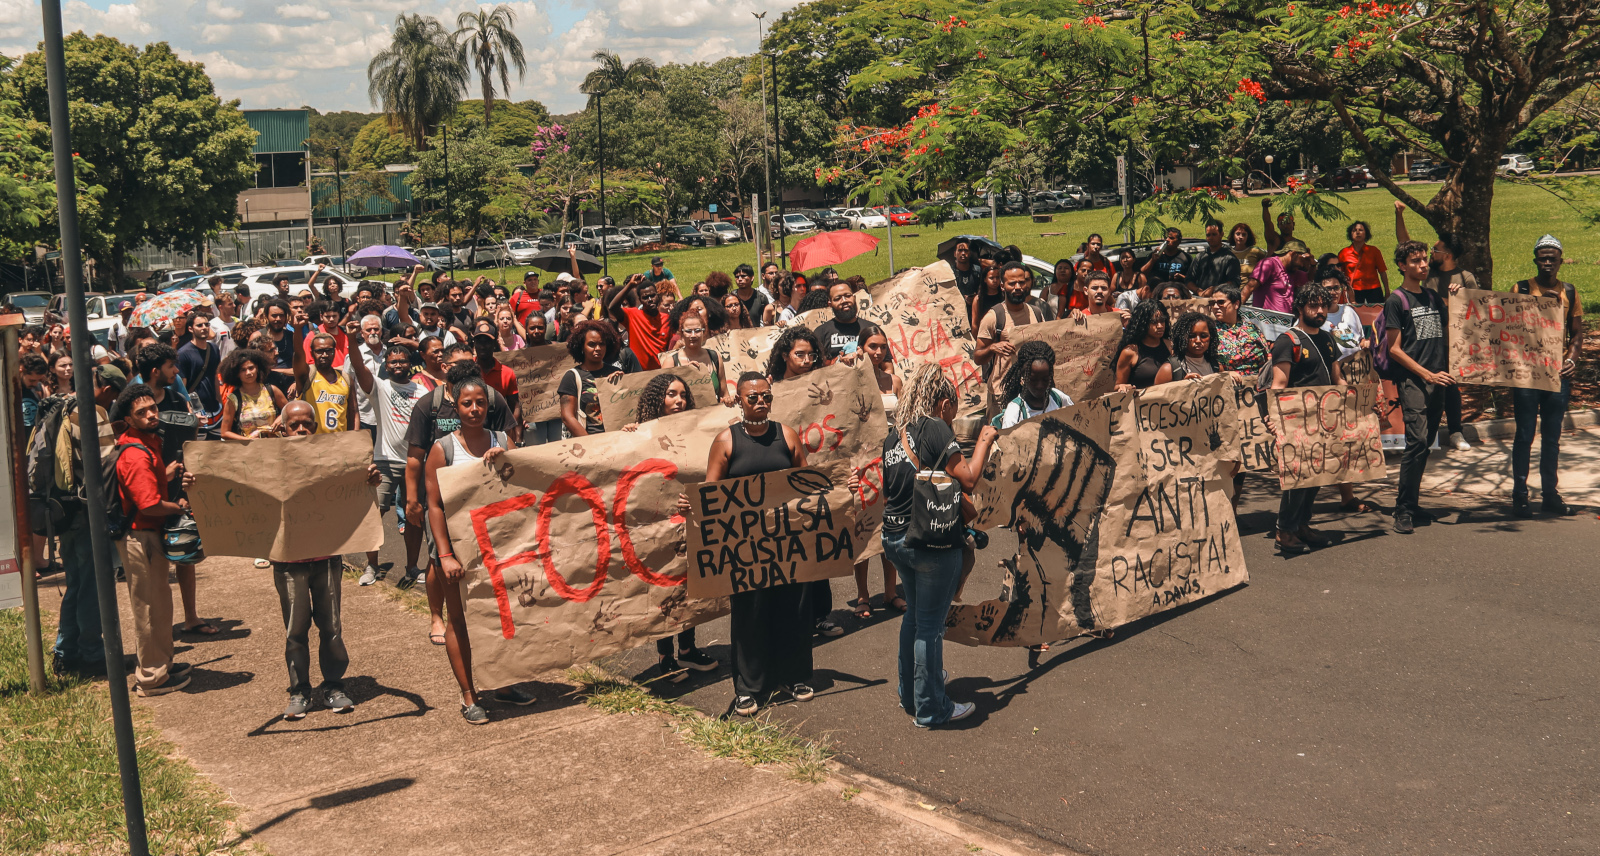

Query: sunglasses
<box><xmin>744</xmin><ymin>391</ymin><xmax>773</xmax><ymax>405</ymax></box>
<box><xmin>312</xmin><ymin>347</ymin><xmax>336</xmax><ymax>354</ymax></box>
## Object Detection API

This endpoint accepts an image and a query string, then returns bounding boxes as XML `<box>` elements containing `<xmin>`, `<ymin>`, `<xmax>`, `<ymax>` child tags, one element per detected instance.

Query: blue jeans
<box><xmin>52</xmin><ymin>507</ymin><xmax>101</xmax><ymax>666</ymax></box>
<box><xmin>883</xmin><ymin>530</ymin><xmax>963</xmax><ymax>726</ymax></box>
<box><xmin>1512</xmin><ymin>377</ymin><xmax>1571</xmax><ymax>500</ymax></box>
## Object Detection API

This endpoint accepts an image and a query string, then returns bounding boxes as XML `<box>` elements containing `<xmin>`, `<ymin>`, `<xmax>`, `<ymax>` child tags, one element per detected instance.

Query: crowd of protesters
<box><xmin>24</xmin><ymin>205</ymin><xmax>1585</xmax><ymax>729</ymax></box>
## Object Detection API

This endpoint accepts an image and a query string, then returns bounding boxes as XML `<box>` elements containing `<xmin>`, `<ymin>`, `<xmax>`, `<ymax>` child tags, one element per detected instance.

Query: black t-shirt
<box><xmin>737</xmin><ymin>289</ymin><xmax>770</xmax><ymax>327</ymax></box>
<box><xmin>813</xmin><ymin>318</ymin><xmax>862</xmax><ymax>361</ymax></box>
<box><xmin>1188</xmin><ymin>246</ymin><xmax>1241</xmax><ymax>293</ymax></box>
<box><xmin>269</xmin><ymin>327</ymin><xmax>293</xmax><ymax>369</ymax></box>
<box><xmin>953</xmin><ymin>264</ymin><xmax>983</xmax><ymax>300</ymax></box>
<box><xmin>555</xmin><ymin>362</ymin><xmax>622</xmax><ymax>434</ymax></box>
<box><xmin>404</xmin><ymin>384</ymin><xmax>513</xmax><ymax>454</ymax></box>
<box><xmin>1269</xmin><ymin>328</ymin><xmax>1339</xmax><ymax>388</ymax></box>
<box><xmin>1147</xmin><ymin>249</ymin><xmax>1193</xmax><ymax>284</ymax></box>
<box><xmin>1381</xmin><ymin>287</ymin><xmax>1446</xmax><ymax>375</ymax></box>
<box><xmin>882</xmin><ymin>416</ymin><xmax>961</xmax><ymax>536</ymax></box>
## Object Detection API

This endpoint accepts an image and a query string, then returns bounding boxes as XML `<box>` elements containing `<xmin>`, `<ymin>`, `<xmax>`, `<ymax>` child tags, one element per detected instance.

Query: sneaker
<box><xmin>1448</xmin><ymin>432</ymin><xmax>1470</xmax><ymax>451</ymax></box>
<box><xmin>1543</xmin><ymin>498</ymin><xmax>1580</xmax><ymax>517</ymax></box>
<box><xmin>395</xmin><ymin>566</ymin><xmax>423</xmax><ymax>590</ymax></box>
<box><xmin>283</xmin><ymin>694</ymin><xmax>312</xmax><ymax>720</ymax></box>
<box><xmin>461</xmin><ymin>703</ymin><xmax>490</xmax><ymax>724</ymax></box>
<box><xmin>658</xmin><ymin>655</ymin><xmax>687</xmax><ymax>684</ymax></box>
<box><xmin>790</xmin><ymin>683</ymin><xmax>815</xmax><ymax>702</ymax></box>
<box><xmin>815</xmin><ymin>620</ymin><xmax>844</xmax><ymax>638</ymax></box>
<box><xmin>51</xmin><ymin>651</ymin><xmax>68</xmax><ymax>677</ymax></box>
<box><xmin>1393</xmin><ymin>512</ymin><xmax>1414</xmax><ymax>535</ymax></box>
<box><xmin>358</xmin><ymin>565</ymin><xmax>380</xmax><ymax>586</ymax></box>
<box><xmin>677</xmin><ymin>648</ymin><xmax>719</xmax><ymax>672</ymax></box>
<box><xmin>323</xmin><ymin>689</ymin><xmax>355</xmax><ymax>713</ymax></box>
<box><xmin>733</xmin><ymin>695</ymin><xmax>760</xmax><ymax>716</ymax></box>
<box><xmin>913</xmin><ymin>701</ymin><xmax>975</xmax><ymax>729</ymax></box>
<box><xmin>1512</xmin><ymin>495</ymin><xmax>1533</xmax><ymax>518</ymax></box>
<box><xmin>491</xmin><ymin>685</ymin><xmax>538</xmax><ymax>706</ymax></box>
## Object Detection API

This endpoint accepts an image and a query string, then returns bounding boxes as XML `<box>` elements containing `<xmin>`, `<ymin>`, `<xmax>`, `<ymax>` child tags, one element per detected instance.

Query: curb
<box><xmin>1460</xmin><ymin>407</ymin><xmax>1599</xmax><ymax>442</ymax></box>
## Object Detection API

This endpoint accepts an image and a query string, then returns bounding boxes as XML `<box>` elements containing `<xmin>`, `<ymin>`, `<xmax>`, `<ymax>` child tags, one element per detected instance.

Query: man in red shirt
<box><xmin>509</xmin><ymin>270</ymin><xmax>542</xmax><ymax>327</ymax></box>
<box><xmin>113</xmin><ymin>383</ymin><xmax>193</xmax><ymax>696</ymax></box>
<box><xmin>606</xmin><ymin>274</ymin><xmax>671</xmax><ymax>370</ymax></box>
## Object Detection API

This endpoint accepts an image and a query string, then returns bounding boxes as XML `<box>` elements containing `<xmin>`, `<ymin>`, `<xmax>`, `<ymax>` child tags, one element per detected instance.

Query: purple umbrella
<box><xmin>346</xmin><ymin>245</ymin><xmax>423</xmax><ymax>269</ymax></box>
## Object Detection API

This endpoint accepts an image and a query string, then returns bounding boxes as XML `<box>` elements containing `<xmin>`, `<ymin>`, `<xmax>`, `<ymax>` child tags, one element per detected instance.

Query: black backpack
<box><xmin>97</xmin><ymin>442</ymin><xmax>150</xmax><ymax>541</ymax></box>
<box><xmin>24</xmin><ymin>394</ymin><xmax>77</xmax><ymax>535</ymax></box>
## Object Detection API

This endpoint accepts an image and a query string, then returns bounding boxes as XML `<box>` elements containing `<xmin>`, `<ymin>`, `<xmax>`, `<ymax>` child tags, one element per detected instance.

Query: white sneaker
<box><xmin>358</xmin><ymin>565</ymin><xmax>379</xmax><ymax>586</ymax></box>
<box><xmin>1448</xmin><ymin>432</ymin><xmax>1470</xmax><ymax>451</ymax></box>
<box><xmin>948</xmin><ymin>701</ymin><xmax>976</xmax><ymax>721</ymax></box>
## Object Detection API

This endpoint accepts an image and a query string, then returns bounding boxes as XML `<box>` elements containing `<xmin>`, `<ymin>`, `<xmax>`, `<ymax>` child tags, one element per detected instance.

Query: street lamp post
<box><xmin>333</xmin><ymin>146</ymin><xmax>347</xmax><ymax>264</ymax></box>
<box><xmin>596</xmin><ymin>91</ymin><xmax>609</xmax><ymax>277</ymax></box>
<box><xmin>1264</xmin><ymin>154</ymin><xmax>1275</xmax><ymax>188</ymax></box>
<box><xmin>767</xmin><ymin>50</ymin><xmax>786</xmax><ymax>268</ymax></box>
<box><xmin>754</xmin><ymin>11</ymin><xmax>772</xmax><ymax>261</ymax></box>
<box><xmin>444</xmin><ymin>124</ymin><xmax>453</xmax><ymax>270</ymax></box>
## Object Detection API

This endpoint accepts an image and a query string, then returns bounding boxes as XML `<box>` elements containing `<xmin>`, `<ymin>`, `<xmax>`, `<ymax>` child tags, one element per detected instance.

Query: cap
<box><xmin>1535</xmin><ymin>234</ymin><xmax>1563</xmax><ymax>252</ymax></box>
<box><xmin>90</xmin><ymin>344</ymin><xmax>109</xmax><ymax>361</ymax></box>
<box><xmin>556</xmin><ymin>272</ymin><xmax>575</xmax><ymax>283</ymax></box>
<box><xmin>1278</xmin><ymin>239</ymin><xmax>1310</xmax><ymax>255</ymax></box>
<box><xmin>523</xmin><ymin>270</ymin><xmax>540</xmax><ymax>278</ymax></box>
<box><xmin>420</xmin><ymin>301</ymin><xmax>440</xmax><ymax>310</ymax></box>
<box><xmin>651</xmin><ymin>256</ymin><xmax>664</xmax><ymax>265</ymax></box>
<box><xmin>95</xmin><ymin>363</ymin><xmax>127</xmax><ymax>392</ymax></box>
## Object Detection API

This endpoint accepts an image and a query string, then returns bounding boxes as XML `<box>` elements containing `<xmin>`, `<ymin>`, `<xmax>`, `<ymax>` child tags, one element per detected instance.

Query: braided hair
<box><xmin>1169</xmin><ymin>311</ymin><xmax>1219</xmax><ymax>367</ymax></box>
<box><xmin>897</xmin><ymin>362</ymin><xmax>957</xmax><ymax>427</ymax></box>
<box><xmin>999</xmin><ymin>340</ymin><xmax>1057</xmax><ymax>407</ymax></box>
<box><xmin>766</xmin><ymin>325</ymin><xmax>821</xmax><ymax>381</ymax></box>
<box><xmin>634</xmin><ymin>372</ymin><xmax>696</xmax><ymax>423</ymax></box>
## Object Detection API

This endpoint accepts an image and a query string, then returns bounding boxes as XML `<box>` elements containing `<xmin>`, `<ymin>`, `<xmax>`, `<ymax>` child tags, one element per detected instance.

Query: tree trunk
<box><xmin>483</xmin><ymin>78</ymin><xmax>494</xmax><ymax>127</ymax></box>
<box><xmin>110</xmin><ymin>244</ymin><xmax>126</xmax><ymax>290</ymax></box>
<box><xmin>1423</xmin><ymin>146</ymin><xmax>1502</xmax><ymax>287</ymax></box>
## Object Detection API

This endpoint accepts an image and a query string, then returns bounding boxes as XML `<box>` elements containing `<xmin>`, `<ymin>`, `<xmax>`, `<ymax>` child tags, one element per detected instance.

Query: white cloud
<box><xmin>0</xmin><ymin>0</ymin><xmax>782</xmax><ymax>113</ymax></box>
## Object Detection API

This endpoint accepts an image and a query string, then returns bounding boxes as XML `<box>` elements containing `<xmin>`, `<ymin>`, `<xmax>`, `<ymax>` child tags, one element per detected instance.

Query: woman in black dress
<box><xmin>700</xmin><ymin>372</ymin><xmax>812</xmax><ymax>716</ymax></box>
<box><xmin>1113</xmin><ymin>300</ymin><xmax>1171</xmax><ymax>391</ymax></box>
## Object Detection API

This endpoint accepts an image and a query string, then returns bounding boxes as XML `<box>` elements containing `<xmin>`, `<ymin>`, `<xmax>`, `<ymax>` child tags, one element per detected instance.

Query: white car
<box><xmin>231</xmin><ymin>265</ymin><xmax>364</xmax><ymax>306</ymax></box>
<box><xmin>578</xmin><ymin>225</ymin><xmax>634</xmax><ymax>254</ymax></box>
<box><xmin>48</xmin><ymin>292</ymin><xmax>137</xmax><ymax>347</ymax></box>
<box><xmin>503</xmin><ymin>238</ymin><xmax>540</xmax><ymax>265</ymax></box>
<box><xmin>1499</xmin><ymin>154</ymin><xmax>1535</xmax><ymax>176</ymax></box>
<box><xmin>701</xmin><ymin>222</ymin><xmax>745</xmax><ymax>245</ymax></box>
<box><xmin>844</xmin><ymin>207</ymin><xmax>889</xmax><ymax>229</ymax></box>
<box><xmin>151</xmin><ymin>268</ymin><xmax>199</xmax><ymax>288</ymax></box>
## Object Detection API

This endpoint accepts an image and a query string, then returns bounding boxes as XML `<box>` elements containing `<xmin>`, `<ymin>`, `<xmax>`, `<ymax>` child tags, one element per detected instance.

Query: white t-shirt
<box><xmin>371</xmin><ymin>375</ymin><xmax>430</xmax><ymax>463</ymax></box>
<box><xmin>996</xmin><ymin>388</ymin><xmax>1072</xmax><ymax>429</ymax></box>
<box><xmin>211</xmin><ymin>316</ymin><xmax>237</xmax><ymax>358</ymax></box>
<box><xmin>351</xmin><ymin>344</ymin><xmax>382</xmax><ymax>426</ymax></box>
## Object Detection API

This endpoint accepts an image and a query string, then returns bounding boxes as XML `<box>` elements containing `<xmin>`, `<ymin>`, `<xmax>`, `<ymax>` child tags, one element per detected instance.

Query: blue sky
<box><xmin>0</xmin><ymin>0</ymin><xmax>779</xmax><ymax>113</ymax></box>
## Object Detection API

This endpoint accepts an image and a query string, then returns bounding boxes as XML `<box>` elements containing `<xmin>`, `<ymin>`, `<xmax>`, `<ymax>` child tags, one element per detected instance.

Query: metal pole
<box><xmin>769</xmin><ymin>51</ymin><xmax>786</xmax><ymax>268</ymax></box>
<box><xmin>887</xmin><ymin>219</ymin><xmax>895</xmax><ymax>275</ymax></box>
<box><xmin>334</xmin><ymin>146</ymin><xmax>347</xmax><ymax>265</ymax></box>
<box><xmin>752</xmin><ymin>193</ymin><xmax>761</xmax><ymax>273</ymax></box>
<box><xmin>597</xmin><ymin>94</ymin><xmax>609</xmax><ymax>277</ymax></box>
<box><xmin>754</xmin><ymin>12</ymin><xmax>772</xmax><ymax>264</ymax></box>
<box><xmin>988</xmin><ymin>191</ymin><xmax>998</xmax><ymax>242</ymax></box>
<box><xmin>9</xmin><ymin>325</ymin><xmax>43</xmax><ymax>694</ymax></box>
<box><xmin>39</xmin><ymin>1</ymin><xmax>150</xmax><ymax>851</ymax></box>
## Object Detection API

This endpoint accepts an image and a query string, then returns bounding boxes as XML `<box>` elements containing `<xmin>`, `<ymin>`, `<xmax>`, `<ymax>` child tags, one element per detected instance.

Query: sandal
<box><xmin>887</xmin><ymin>596</ymin><xmax>908</xmax><ymax>613</ymax></box>
<box><xmin>847</xmin><ymin>597</ymin><xmax>873</xmax><ymax>620</ymax></box>
<box><xmin>180</xmin><ymin>621</ymin><xmax>220</xmax><ymax>636</ymax></box>
<box><xmin>253</xmin><ymin>558</ymin><xmax>270</xmax><ymax>569</ymax></box>
<box><xmin>429</xmin><ymin>632</ymin><xmax>446</xmax><ymax>646</ymax></box>
<box><xmin>1340</xmin><ymin>500</ymin><xmax>1375</xmax><ymax>514</ymax></box>
<box><xmin>733</xmin><ymin>695</ymin><xmax>759</xmax><ymax>717</ymax></box>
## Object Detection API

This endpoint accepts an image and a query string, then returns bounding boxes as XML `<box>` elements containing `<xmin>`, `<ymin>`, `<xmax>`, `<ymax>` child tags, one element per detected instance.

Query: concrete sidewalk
<box><xmin>1421</xmin><ymin>425</ymin><xmax>1600</xmax><ymax>505</ymax></box>
<box><xmin>41</xmin><ymin>555</ymin><xmax>1065</xmax><ymax>856</ymax></box>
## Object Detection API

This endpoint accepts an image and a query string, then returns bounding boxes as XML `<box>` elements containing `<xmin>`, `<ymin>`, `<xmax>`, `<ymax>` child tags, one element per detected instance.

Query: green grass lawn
<box><xmin>0</xmin><ymin>609</ymin><xmax>250</xmax><ymax>855</ymax></box>
<box><xmin>416</xmin><ymin>180</ymin><xmax>1599</xmax><ymax>309</ymax></box>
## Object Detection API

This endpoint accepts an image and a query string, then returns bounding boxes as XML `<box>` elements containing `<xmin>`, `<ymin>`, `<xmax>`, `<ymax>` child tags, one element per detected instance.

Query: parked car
<box><xmin>1408</xmin><ymin>159</ymin><xmax>1449</xmax><ymax>180</ymax></box>
<box><xmin>772</xmin><ymin>212</ymin><xmax>819</xmax><ymax>238</ymax></box>
<box><xmin>1058</xmin><ymin>185</ymin><xmax>1090</xmax><ymax>206</ymax></box>
<box><xmin>1499</xmin><ymin>153</ymin><xmax>1535</xmax><ymax>177</ymax></box>
<box><xmin>503</xmin><ymin>238</ymin><xmax>540</xmax><ymax>265</ymax></box>
<box><xmin>961</xmin><ymin>198</ymin><xmax>993</xmax><ymax>219</ymax></box>
<box><xmin>1316</xmin><ymin>167</ymin><xmax>1370</xmax><ymax>190</ymax></box>
<box><xmin>537</xmin><ymin>233</ymin><xmax>599</xmax><ymax>255</ymax></box>
<box><xmin>416</xmin><ymin>246</ymin><xmax>457</xmax><ymax>271</ymax></box>
<box><xmin>578</xmin><ymin>225</ymin><xmax>634</xmax><ymax>254</ymax></box>
<box><xmin>843</xmin><ymin>207</ymin><xmax>889</xmax><ymax>229</ymax></box>
<box><xmin>148</xmin><ymin>268</ymin><xmax>199</xmax><ymax>288</ymax></box>
<box><xmin>1090</xmin><ymin>188</ymin><xmax>1121</xmax><ymax>208</ymax></box>
<box><xmin>803</xmin><ymin>209</ymin><xmax>850</xmax><ymax>231</ymax></box>
<box><xmin>700</xmin><ymin>221</ymin><xmax>745</xmax><ymax>245</ymax></box>
<box><xmin>302</xmin><ymin>254</ymin><xmax>347</xmax><ymax>269</ymax></box>
<box><xmin>620</xmin><ymin>226</ymin><xmax>662</xmax><ymax>246</ymax></box>
<box><xmin>880</xmin><ymin>205</ymin><xmax>918</xmax><ymax>226</ymax></box>
<box><xmin>226</xmin><ymin>264</ymin><xmax>362</xmax><ymax>306</ymax></box>
<box><xmin>664</xmin><ymin>224</ymin><xmax>709</xmax><ymax>248</ymax></box>
<box><xmin>10</xmin><ymin>291</ymin><xmax>53</xmax><ymax>322</ymax></box>
<box><xmin>47</xmin><ymin>292</ymin><xmax>135</xmax><ymax>343</ymax></box>
<box><xmin>451</xmin><ymin>237</ymin><xmax>507</xmax><ymax>268</ymax></box>
<box><xmin>215</xmin><ymin>263</ymin><xmax>249</xmax><ymax>274</ymax></box>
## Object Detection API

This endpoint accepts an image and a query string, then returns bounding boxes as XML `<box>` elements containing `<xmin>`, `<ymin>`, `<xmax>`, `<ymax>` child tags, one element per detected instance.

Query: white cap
<box><xmin>90</xmin><ymin>344</ymin><xmax>109</xmax><ymax>361</ymax></box>
<box><xmin>556</xmin><ymin>272</ymin><xmax>575</xmax><ymax>283</ymax></box>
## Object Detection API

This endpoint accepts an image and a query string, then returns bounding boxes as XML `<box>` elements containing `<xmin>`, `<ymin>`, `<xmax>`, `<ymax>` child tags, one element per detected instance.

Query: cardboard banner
<box><xmin>597</xmin><ymin>362</ymin><xmax>716</xmax><ymax>430</ymax></box>
<box><xmin>789</xmin><ymin>293</ymin><xmax>870</xmax><ymax>332</ymax></box>
<box><xmin>495</xmin><ymin>344</ymin><xmax>573</xmax><ymax>423</ymax></box>
<box><xmin>1351</xmin><ymin>306</ymin><xmax>1407</xmax><ymax>450</ymax></box>
<box><xmin>1162</xmin><ymin>297</ymin><xmax>1212</xmax><ymax>319</ymax></box>
<box><xmin>950</xmin><ymin>381</ymin><xmax>1247</xmax><ymax>647</ymax></box>
<box><xmin>685</xmin><ymin>464</ymin><xmax>860</xmax><ymax>598</ymax></box>
<box><xmin>1229</xmin><ymin>377</ymin><xmax>1278</xmax><ymax>472</ymax></box>
<box><xmin>1132</xmin><ymin>373</ymin><xmax>1241</xmax><ymax>475</ymax></box>
<box><xmin>183</xmin><ymin>432</ymin><xmax>383</xmax><ymax>561</ymax></box>
<box><xmin>437</xmin><ymin>357</ymin><xmax>887</xmax><ymax>685</ymax></box>
<box><xmin>1007</xmin><ymin>314</ymin><xmax>1125</xmax><ymax>404</ymax></box>
<box><xmin>1266</xmin><ymin>383</ymin><xmax>1387</xmax><ymax>488</ymax></box>
<box><xmin>862</xmin><ymin>266</ymin><xmax>985</xmax><ymax>418</ymax></box>
<box><xmin>710</xmin><ymin>326</ymin><xmax>783</xmax><ymax>383</ymax></box>
<box><xmin>1449</xmin><ymin>290</ymin><xmax>1564</xmax><ymax>391</ymax></box>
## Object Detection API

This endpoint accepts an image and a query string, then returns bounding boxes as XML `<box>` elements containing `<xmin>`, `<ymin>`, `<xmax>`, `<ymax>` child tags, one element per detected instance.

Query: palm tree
<box><xmin>454</xmin><ymin>5</ymin><xmax>527</xmax><ymax>128</ymax></box>
<box><xmin>367</xmin><ymin>14</ymin><xmax>470</xmax><ymax>150</ymax></box>
<box><xmin>578</xmin><ymin>50</ymin><xmax>661</xmax><ymax>274</ymax></box>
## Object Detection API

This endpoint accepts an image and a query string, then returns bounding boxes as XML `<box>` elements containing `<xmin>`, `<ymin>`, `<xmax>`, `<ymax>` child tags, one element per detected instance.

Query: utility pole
<box><xmin>40</xmin><ymin>0</ymin><xmax>150</xmax><ymax>851</ymax></box>
<box><xmin>768</xmin><ymin>49</ymin><xmax>786</xmax><ymax>268</ymax></box>
<box><xmin>754</xmin><ymin>11</ymin><xmax>772</xmax><ymax>262</ymax></box>
<box><xmin>443</xmin><ymin>124</ymin><xmax>454</xmax><ymax>270</ymax></box>
<box><xmin>333</xmin><ymin>146</ymin><xmax>347</xmax><ymax>264</ymax></box>
<box><xmin>597</xmin><ymin>91</ymin><xmax>609</xmax><ymax>277</ymax></box>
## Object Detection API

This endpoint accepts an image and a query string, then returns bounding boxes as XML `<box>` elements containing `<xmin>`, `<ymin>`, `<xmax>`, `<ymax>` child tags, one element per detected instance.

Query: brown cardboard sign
<box><xmin>596</xmin><ymin>362</ymin><xmax>717</xmax><ymax>430</ymax></box>
<box><xmin>1008</xmin><ymin>314</ymin><xmax>1125</xmax><ymax>404</ymax></box>
<box><xmin>685</xmin><ymin>464</ymin><xmax>859</xmax><ymax>598</ymax></box>
<box><xmin>1448</xmin><ymin>290</ymin><xmax>1564</xmax><ymax>392</ymax></box>
<box><xmin>1266</xmin><ymin>383</ymin><xmax>1387</xmax><ymax>488</ymax></box>
<box><xmin>495</xmin><ymin>343</ymin><xmax>574</xmax><ymax>423</ymax></box>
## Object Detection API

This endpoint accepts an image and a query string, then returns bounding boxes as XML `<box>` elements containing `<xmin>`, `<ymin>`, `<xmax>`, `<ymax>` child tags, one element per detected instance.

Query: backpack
<box><xmin>1369</xmin><ymin>288</ymin><xmax>1425</xmax><ymax>379</ymax></box>
<box><xmin>99</xmin><ymin>442</ymin><xmax>151</xmax><ymax>541</ymax></box>
<box><xmin>25</xmin><ymin>395</ymin><xmax>77</xmax><ymax>535</ymax></box>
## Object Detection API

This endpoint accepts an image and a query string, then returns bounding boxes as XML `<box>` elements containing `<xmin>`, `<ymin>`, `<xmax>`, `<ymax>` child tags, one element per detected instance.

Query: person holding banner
<box><xmin>693</xmin><ymin>373</ymin><xmax>813</xmax><ymax>717</ymax></box>
<box><xmin>1210</xmin><ymin>285</ymin><xmax>1271</xmax><ymax>375</ymax></box>
<box><xmin>1268</xmin><ymin>281</ymin><xmax>1346</xmax><ymax>555</ymax></box>
<box><xmin>620</xmin><ymin>373</ymin><xmax>723</xmax><ymax>682</ymax></box>
<box><xmin>1395</xmin><ymin>202</ymin><xmax>1478</xmax><ymax>451</ymax></box>
<box><xmin>883</xmin><ymin>364</ymin><xmax>999</xmax><ymax>727</ymax></box>
<box><xmin>994</xmin><ymin>341</ymin><xmax>1073</xmax><ymax>428</ymax></box>
<box><xmin>1154</xmin><ymin>312</ymin><xmax>1220</xmax><ymax>383</ymax></box>
<box><xmin>1114</xmin><ymin>301</ymin><xmax>1171</xmax><ymax>391</ymax></box>
<box><xmin>662</xmin><ymin>310</ymin><xmax>732</xmax><ymax>405</ymax></box>
<box><xmin>1510</xmin><ymin>236</ymin><xmax>1584</xmax><ymax>517</ymax></box>
<box><xmin>424</xmin><ymin>376</ymin><xmax>537</xmax><ymax>724</ymax></box>
<box><xmin>1384</xmin><ymin>241</ymin><xmax>1452</xmax><ymax>534</ymax></box>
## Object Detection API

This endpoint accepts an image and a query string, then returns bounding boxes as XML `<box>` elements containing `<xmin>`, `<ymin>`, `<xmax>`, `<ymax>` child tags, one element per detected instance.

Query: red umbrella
<box><xmin>790</xmin><ymin>230</ymin><xmax>879</xmax><ymax>272</ymax></box>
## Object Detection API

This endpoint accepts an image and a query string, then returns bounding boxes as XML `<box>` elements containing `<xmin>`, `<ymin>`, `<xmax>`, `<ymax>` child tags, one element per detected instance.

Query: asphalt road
<box><xmin>587</xmin><ymin>475</ymin><xmax>1600</xmax><ymax>856</ymax></box>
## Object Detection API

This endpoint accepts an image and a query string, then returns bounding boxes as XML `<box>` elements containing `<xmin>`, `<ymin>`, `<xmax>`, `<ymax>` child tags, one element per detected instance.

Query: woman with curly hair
<box><xmin>557</xmin><ymin>319</ymin><xmax>623</xmax><ymax>437</ymax></box>
<box><xmin>766</xmin><ymin>325</ymin><xmax>822</xmax><ymax>382</ymax></box>
<box><xmin>1114</xmin><ymin>300</ymin><xmax>1170</xmax><ymax>391</ymax></box>
<box><xmin>621</xmin><ymin>373</ymin><xmax>723</xmax><ymax>682</ymax></box>
<box><xmin>705</xmin><ymin>270</ymin><xmax>734</xmax><ymax>299</ymax></box>
<box><xmin>219</xmin><ymin>348</ymin><xmax>288</xmax><ymax>441</ymax></box>
<box><xmin>1154</xmin><ymin>311</ymin><xmax>1220</xmax><ymax>384</ymax></box>
<box><xmin>763</xmin><ymin>271</ymin><xmax>805</xmax><ymax>326</ymax></box>
<box><xmin>994</xmin><ymin>340</ymin><xmax>1072</xmax><ymax>429</ymax></box>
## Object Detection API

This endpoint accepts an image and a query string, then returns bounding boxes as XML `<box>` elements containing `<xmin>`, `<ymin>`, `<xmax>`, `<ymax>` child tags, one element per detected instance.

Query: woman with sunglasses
<box><xmin>1209</xmin><ymin>285</ymin><xmax>1270</xmax><ymax>377</ymax></box>
<box><xmin>689</xmin><ymin>373</ymin><xmax>813</xmax><ymax>716</ymax></box>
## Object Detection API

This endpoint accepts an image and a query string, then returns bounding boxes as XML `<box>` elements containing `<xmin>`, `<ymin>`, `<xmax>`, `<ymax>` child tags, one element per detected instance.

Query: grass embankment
<box><xmin>566</xmin><ymin>664</ymin><xmax>831</xmax><ymax>784</ymax></box>
<box><xmin>382</xmin><ymin>180</ymin><xmax>1600</xmax><ymax>309</ymax></box>
<box><xmin>0</xmin><ymin>609</ymin><xmax>250</xmax><ymax>855</ymax></box>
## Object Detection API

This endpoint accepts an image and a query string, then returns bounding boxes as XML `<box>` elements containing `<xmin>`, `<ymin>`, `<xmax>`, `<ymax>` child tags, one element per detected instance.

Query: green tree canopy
<box><xmin>407</xmin><ymin>125</ymin><xmax>520</xmax><ymax>238</ymax></box>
